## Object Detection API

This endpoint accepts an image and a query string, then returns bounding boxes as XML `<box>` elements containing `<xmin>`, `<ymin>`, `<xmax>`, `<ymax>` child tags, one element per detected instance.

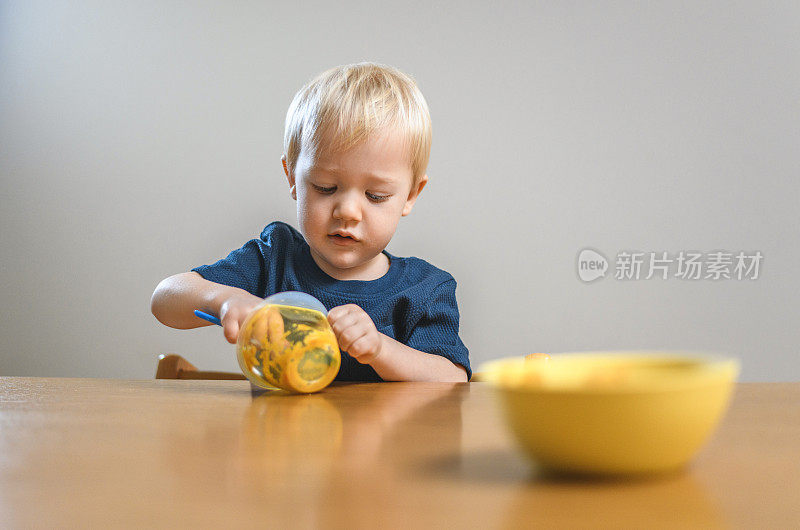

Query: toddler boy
<box><xmin>151</xmin><ymin>62</ymin><xmax>470</xmax><ymax>382</ymax></box>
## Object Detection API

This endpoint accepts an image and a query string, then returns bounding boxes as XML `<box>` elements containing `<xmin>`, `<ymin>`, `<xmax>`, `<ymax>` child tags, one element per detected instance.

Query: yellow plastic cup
<box><xmin>237</xmin><ymin>292</ymin><xmax>341</xmax><ymax>393</ymax></box>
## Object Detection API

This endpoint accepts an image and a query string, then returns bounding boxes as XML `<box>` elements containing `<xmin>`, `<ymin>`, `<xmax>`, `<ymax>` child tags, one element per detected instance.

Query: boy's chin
<box><xmin>310</xmin><ymin>247</ymin><xmax>358</xmax><ymax>269</ymax></box>
<box><xmin>322</xmin><ymin>254</ymin><xmax>369</xmax><ymax>272</ymax></box>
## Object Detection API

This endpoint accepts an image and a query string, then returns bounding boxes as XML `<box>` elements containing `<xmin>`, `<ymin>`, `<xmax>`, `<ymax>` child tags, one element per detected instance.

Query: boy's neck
<box><xmin>309</xmin><ymin>249</ymin><xmax>390</xmax><ymax>281</ymax></box>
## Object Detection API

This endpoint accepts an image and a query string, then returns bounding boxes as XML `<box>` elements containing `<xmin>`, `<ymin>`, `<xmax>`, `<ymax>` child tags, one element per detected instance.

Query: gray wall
<box><xmin>1</xmin><ymin>1</ymin><xmax>798</xmax><ymax>381</ymax></box>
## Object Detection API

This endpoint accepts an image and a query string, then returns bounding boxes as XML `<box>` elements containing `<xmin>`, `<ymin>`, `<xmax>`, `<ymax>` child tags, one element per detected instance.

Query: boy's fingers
<box><xmin>328</xmin><ymin>304</ymin><xmax>362</xmax><ymax>321</ymax></box>
<box><xmin>224</xmin><ymin>321</ymin><xmax>239</xmax><ymax>344</ymax></box>
<box><xmin>330</xmin><ymin>314</ymin><xmax>359</xmax><ymax>336</ymax></box>
<box><xmin>339</xmin><ymin>326</ymin><xmax>368</xmax><ymax>351</ymax></box>
<box><xmin>349</xmin><ymin>334</ymin><xmax>380</xmax><ymax>363</ymax></box>
<box><xmin>327</xmin><ymin>306</ymin><xmax>347</xmax><ymax>323</ymax></box>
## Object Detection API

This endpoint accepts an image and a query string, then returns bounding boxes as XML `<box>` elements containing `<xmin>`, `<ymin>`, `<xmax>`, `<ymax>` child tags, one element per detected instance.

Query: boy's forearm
<box><xmin>368</xmin><ymin>335</ymin><xmax>468</xmax><ymax>383</ymax></box>
<box><xmin>150</xmin><ymin>272</ymin><xmax>246</xmax><ymax>329</ymax></box>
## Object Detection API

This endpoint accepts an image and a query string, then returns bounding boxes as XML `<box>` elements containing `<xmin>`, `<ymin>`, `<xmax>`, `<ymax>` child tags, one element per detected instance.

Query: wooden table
<box><xmin>1</xmin><ymin>378</ymin><xmax>798</xmax><ymax>528</ymax></box>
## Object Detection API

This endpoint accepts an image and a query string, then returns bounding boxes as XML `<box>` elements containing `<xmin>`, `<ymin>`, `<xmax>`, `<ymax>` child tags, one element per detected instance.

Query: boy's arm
<box><xmin>150</xmin><ymin>272</ymin><xmax>253</xmax><ymax>329</ymax></box>
<box><xmin>327</xmin><ymin>304</ymin><xmax>469</xmax><ymax>383</ymax></box>
<box><xmin>370</xmin><ymin>335</ymin><xmax>468</xmax><ymax>382</ymax></box>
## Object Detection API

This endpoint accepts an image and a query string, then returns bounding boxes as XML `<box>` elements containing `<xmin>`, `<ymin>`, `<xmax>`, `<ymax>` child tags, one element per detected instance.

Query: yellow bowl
<box><xmin>480</xmin><ymin>352</ymin><xmax>740</xmax><ymax>476</ymax></box>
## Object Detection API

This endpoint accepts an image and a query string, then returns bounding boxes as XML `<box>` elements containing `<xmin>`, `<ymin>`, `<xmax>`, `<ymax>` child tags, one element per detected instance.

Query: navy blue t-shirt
<box><xmin>191</xmin><ymin>222</ymin><xmax>471</xmax><ymax>381</ymax></box>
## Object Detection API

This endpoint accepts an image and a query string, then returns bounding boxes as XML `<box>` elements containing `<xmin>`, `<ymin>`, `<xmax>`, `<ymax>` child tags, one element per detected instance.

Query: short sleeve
<box><xmin>405</xmin><ymin>278</ymin><xmax>472</xmax><ymax>380</ymax></box>
<box><xmin>191</xmin><ymin>239</ymin><xmax>265</xmax><ymax>296</ymax></box>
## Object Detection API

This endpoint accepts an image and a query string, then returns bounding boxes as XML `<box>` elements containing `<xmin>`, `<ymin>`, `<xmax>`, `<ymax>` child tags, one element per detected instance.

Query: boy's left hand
<box><xmin>327</xmin><ymin>304</ymin><xmax>384</xmax><ymax>364</ymax></box>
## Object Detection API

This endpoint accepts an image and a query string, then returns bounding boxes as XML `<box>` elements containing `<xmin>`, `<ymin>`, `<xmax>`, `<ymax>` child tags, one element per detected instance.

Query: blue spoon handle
<box><xmin>194</xmin><ymin>310</ymin><xmax>222</xmax><ymax>326</ymax></box>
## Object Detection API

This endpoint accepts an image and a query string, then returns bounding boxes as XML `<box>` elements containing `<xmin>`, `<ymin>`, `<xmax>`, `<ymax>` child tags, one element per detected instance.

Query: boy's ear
<box><xmin>401</xmin><ymin>173</ymin><xmax>428</xmax><ymax>216</ymax></box>
<box><xmin>282</xmin><ymin>156</ymin><xmax>297</xmax><ymax>200</ymax></box>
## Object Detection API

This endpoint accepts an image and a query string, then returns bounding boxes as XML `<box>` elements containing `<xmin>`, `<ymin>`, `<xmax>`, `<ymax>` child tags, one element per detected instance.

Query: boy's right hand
<box><xmin>218</xmin><ymin>292</ymin><xmax>265</xmax><ymax>344</ymax></box>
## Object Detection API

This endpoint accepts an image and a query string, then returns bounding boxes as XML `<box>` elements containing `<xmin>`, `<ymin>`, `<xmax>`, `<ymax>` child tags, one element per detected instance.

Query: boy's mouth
<box><xmin>328</xmin><ymin>233</ymin><xmax>358</xmax><ymax>245</ymax></box>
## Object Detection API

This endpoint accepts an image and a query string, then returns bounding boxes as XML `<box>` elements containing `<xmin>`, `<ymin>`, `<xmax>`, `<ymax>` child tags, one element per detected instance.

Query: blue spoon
<box><xmin>194</xmin><ymin>310</ymin><xmax>222</xmax><ymax>326</ymax></box>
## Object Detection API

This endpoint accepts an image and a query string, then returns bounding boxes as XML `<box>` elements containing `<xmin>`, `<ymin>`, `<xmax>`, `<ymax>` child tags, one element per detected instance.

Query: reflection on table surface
<box><xmin>0</xmin><ymin>378</ymin><xmax>798</xmax><ymax>528</ymax></box>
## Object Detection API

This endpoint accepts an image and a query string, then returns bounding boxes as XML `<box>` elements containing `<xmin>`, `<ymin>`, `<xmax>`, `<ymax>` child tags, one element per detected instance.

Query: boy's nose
<box><xmin>332</xmin><ymin>193</ymin><xmax>362</xmax><ymax>222</ymax></box>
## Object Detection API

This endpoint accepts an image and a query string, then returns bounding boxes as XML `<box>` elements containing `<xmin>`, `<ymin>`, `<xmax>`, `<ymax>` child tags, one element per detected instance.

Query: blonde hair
<box><xmin>283</xmin><ymin>62</ymin><xmax>432</xmax><ymax>185</ymax></box>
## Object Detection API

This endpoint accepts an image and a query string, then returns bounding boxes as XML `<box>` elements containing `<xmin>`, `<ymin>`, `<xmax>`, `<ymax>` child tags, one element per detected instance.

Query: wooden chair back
<box><xmin>155</xmin><ymin>353</ymin><xmax>246</xmax><ymax>380</ymax></box>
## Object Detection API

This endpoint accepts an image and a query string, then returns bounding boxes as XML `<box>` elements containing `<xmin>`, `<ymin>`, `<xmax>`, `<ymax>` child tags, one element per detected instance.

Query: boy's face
<box><xmin>283</xmin><ymin>127</ymin><xmax>428</xmax><ymax>281</ymax></box>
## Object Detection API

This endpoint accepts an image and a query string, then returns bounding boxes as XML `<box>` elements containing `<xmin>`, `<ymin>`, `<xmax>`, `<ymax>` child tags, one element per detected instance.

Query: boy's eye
<box><xmin>312</xmin><ymin>183</ymin><xmax>390</xmax><ymax>203</ymax></box>
<box><xmin>366</xmin><ymin>192</ymin><xmax>391</xmax><ymax>203</ymax></box>
<box><xmin>312</xmin><ymin>184</ymin><xmax>336</xmax><ymax>194</ymax></box>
